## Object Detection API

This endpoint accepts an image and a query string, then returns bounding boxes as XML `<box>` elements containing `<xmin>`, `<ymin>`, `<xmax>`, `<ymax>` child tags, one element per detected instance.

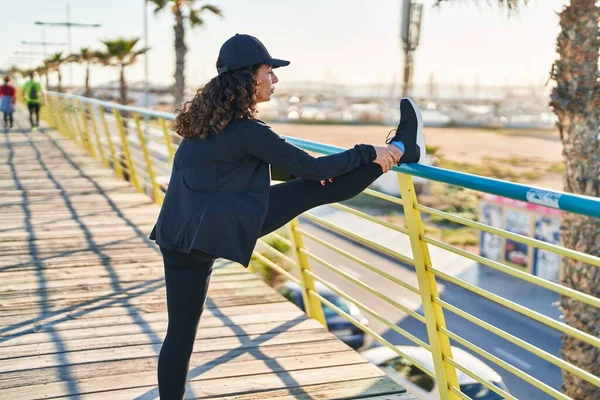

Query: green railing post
<box><xmin>69</xmin><ymin>98</ymin><xmax>85</xmax><ymax>147</ymax></box>
<box><xmin>61</xmin><ymin>98</ymin><xmax>78</xmax><ymax>142</ymax></box>
<box><xmin>98</xmin><ymin>106</ymin><xmax>124</xmax><ymax>180</ymax></box>
<box><xmin>397</xmin><ymin>172</ymin><xmax>460</xmax><ymax>400</ymax></box>
<box><xmin>133</xmin><ymin>112</ymin><xmax>162</xmax><ymax>203</ymax></box>
<box><xmin>78</xmin><ymin>100</ymin><xmax>96</xmax><ymax>158</ymax></box>
<box><xmin>53</xmin><ymin>97</ymin><xmax>67</xmax><ymax>137</ymax></box>
<box><xmin>46</xmin><ymin>96</ymin><xmax>59</xmax><ymax>131</ymax></box>
<box><xmin>288</xmin><ymin>218</ymin><xmax>327</xmax><ymax>327</ymax></box>
<box><xmin>160</xmin><ymin>117</ymin><xmax>175</xmax><ymax>163</ymax></box>
<box><xmin>87</xmin><ymin>103</ymin><xmax>108</xmax><ymax>167</ymax></box>
<box><xmin>113</xmin><ymin>109</ymin><xmax>141</xmax><ymax>192</ymax></box>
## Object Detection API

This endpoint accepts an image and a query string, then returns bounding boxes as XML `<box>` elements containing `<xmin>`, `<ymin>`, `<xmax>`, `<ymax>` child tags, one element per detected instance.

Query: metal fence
<box><xmin>44</xmin><ymin>92</ymin><xmax>600</xmax><ymax>400</ymax></box>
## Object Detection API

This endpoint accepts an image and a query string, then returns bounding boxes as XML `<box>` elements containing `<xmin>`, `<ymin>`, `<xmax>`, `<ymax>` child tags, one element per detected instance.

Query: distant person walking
<box><xmin>22</xmin><ymin>72</ymin><xmax>45</xmax><ymax>131</ymax></box>
<box><xmin>0</xmin><ymin>76</ymin><xmax>17</xmax><ymax>129</ymax></box>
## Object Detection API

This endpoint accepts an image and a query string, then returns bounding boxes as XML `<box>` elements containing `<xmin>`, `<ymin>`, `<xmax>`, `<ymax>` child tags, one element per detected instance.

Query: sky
<box><xmin>0</xmin><ymin>0</ymin><xmax>569</xmax><ymax>89</ymax></box>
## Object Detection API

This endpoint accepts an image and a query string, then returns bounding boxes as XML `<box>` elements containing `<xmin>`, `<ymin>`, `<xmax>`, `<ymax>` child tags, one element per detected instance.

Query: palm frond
<box><xmin>148</xmin><ymin>0</ymin><xmax>170</xmax><ymax>14</ymax></box>
<box><xmin>435</xmin><ymin>0</ymin><xmax>528</xmax><ymax>12</ymax></box>
<box><xmin>46</xmin><ymin>52</ymin><xmax>66</xmax><ymax>66</ymax></box>
<box><xmin>189</xmin><ymin>3</ymin><xmax>223</xmax><ymax>26</ymax></box>
<box><xmin>66</xmin><ymin>53</ymin><xmax>80</xmax><ymax>63</ymax></box>
<box><xmin>188</xmin><ymin>10</ymin><xmax>204</xmax><ymax>26</ymax></box>
<box><xmin>199</xmin><ymin>4</ymin><xmax>223</xmax><ymax>16</ymax></box>
<box><xmin>94</xmin><ymin>51</ymin><xmax>111</xmax><ymax>66</ymax></box>
<box><xmin>7</xmin><ymin>65</ymin><xmax>21</xmax><ymax>75</ymax></box>
<box><xmin>133</xmin><ymin>47</ymin><xmax>151</xmax><ymax>59</ymax></box>
<box><xmin>101</xmin><ymin>37</ymin><xmax>146</xmax><ymax>67</ymax></box>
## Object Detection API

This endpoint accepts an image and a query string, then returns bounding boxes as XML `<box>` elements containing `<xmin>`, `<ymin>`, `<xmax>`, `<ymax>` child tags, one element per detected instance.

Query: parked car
<box><xmin>361</xmin><ymin>345</ymin><xmax>510</xmax><ymax>399</ymax></box>
<box><xmin>277</xmin><ymin>281</ymin><xmax>368</xmax><ymax>349</ymax></box>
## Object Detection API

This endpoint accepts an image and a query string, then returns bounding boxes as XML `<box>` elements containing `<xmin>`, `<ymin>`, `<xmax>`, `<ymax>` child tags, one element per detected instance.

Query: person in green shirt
<box><xmin>21</xmin><ymin>72</ymin><xmax>46</xmax><ymax>131</ymax></box>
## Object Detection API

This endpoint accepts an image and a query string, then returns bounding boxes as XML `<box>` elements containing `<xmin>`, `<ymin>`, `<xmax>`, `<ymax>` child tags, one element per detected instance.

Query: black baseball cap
<box><xmin>217</xmin><ymin>34</ymin><xmax>290</xmax><ymax>75</ymax></box>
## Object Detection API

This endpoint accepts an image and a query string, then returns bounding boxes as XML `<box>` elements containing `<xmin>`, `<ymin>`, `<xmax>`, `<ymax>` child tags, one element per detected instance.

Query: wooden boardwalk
<box><xmin>0</xmin><ymin>116</ymin><xmax>412</xmax><ymax>399</ymax></box>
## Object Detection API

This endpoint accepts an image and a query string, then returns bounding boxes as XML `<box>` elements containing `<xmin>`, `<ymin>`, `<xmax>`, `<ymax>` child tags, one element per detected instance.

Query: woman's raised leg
<box><xmin>259</xmin><ymin>96</ymin><xmax>424</xmax><ymax>236</ymax></box>
<box><xmin>259</xmin><ymin>162</ymin><xmax>383</xmax><ymax>236</ymax></box>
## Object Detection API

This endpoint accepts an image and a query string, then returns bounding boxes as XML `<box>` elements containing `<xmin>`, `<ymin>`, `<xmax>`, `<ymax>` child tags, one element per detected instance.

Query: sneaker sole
<box><xmin>402</xmin><ymin>96</ymin><xmax>426</xmax><ymax>164</ymax></box>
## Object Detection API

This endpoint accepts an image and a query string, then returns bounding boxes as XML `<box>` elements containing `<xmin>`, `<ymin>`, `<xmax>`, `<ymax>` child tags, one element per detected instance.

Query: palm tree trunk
<box><xmin>85</xmin><ymin>63</ymin><xmax>91</xmax><ymax>97</ymax></box>
<box><xmin>119</xmin><ymin>65</ymin><xmax>127</xmax><ymax>106</ymax></box>
<box><xmin>550</xmin><ymin>1</ymin><xmax>600</xmax><ymax>399</ymax></box>
<box><xmin>173</xmin><ymin>6</ymin><xmax>186</xmax><ymax>109</ymax></box>
<box><xmin>57</xmin><ymin>69</ymin><xmax>62</xmax><ymax>93</ymax></box>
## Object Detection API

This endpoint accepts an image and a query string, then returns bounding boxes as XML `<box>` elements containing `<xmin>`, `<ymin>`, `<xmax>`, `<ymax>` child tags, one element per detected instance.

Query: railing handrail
<box><xmin>288</xmin><ymin>136</ymin><xmax>600</xmax><ymax>218</ymax></box>
<box><xmin>50</xmin><ymin>91</ymin><xmax>600</xmax><ymax>219</ymax></box>
<box><xmin>52</xmin><ymin>91</ymin><xmax>176</xmax><ymax>120</ymax></box>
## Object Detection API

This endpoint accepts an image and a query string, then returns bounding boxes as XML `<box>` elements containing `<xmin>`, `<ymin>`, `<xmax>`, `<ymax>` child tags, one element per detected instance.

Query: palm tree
<box><xmin>98</xmin><ymin>38</ymin><xmax>149</xmax><ymax>105</ymax></box>
<box><xmin>6</xmin><ymin>65</ymin><xmax>22</xmax><ymax>78</ymax></box>
<box><xmin>40</xmin><ymin>60</ymin><xmax>53</xmax><ymax>87</ymax></box>
<box><xmin>148</xmin><ymin>0</ymin><xmax>223</xmax><ymax>108</ymax></box>
<box><xmin>437</xmin><ymin>1</ymin><xmax>599</xmax><ymax>398</ymax></box>
<box><xmin>45</xmin><ymin>52</ymin><xmax>67</xmax><ymax>92</ymax></box>
<box><xmin>69</xmin><ymin>48</ymin><xmax>104</xmax><ymax>97</ymax></box>
<box><xmin>549</xmin><ymin>2</ymin><xmax>600</xmax><ymax>398</ymax></box>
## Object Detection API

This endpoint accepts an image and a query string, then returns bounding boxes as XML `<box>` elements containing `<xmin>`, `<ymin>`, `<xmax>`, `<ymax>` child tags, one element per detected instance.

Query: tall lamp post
<box><xmin>22</xmin><ymin>41</ymin><xmax>67</xmax><ymax>86</ymax></box>
<box><xmin>143</xmin><ymin>0</ymin><xmax>150</xmax><ymax>110</ymax></box>
<box><xmin>14</xmin><ymin>51</ymin><xmax>46</xmax><ymax>70</ymax></box>
<box><xmin>4</xmin><ymin>57</ymin><xmax>34</xmax><ymax>73</ymax></box>
<box><xmin>35</xmin><ymin>3</ymin><xmax>101</xmax><ymax>91</ymax></box>
<box><xmin>22</xmin><ymin>40</ymin><xmax>67</xmax><ymax>58</ymax></box>
<box><xmin>400</xmin><ymin>0</ymin><xmax>423</xmax><ymax>97</ymax></box>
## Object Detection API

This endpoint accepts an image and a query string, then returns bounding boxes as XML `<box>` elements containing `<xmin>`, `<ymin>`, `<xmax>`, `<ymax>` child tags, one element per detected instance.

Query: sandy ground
<box><xmin>271</xmin><ymin>123</ymin><xmax>564</xmax><ymax>190</ymax></box>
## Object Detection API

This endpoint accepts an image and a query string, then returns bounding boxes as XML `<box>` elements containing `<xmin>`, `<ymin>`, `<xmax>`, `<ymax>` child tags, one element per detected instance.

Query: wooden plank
<box><xmin>0</xmin><ymin>264</ymin><xmax>252</xmax><ymax>287</ymax></box>
<box><xmin>0</xmin><ymin>262</ymin><xmax>165</xmax><ymax>283</ymax></box>
<box><xmin>0</xmin><ymin>280</ymin><xmax>270</xmax><ymax>306</ymax></box>
<box><xmin>0</xmin><ymin>291</ymin><xmax>286</xmax><ymax>319</ymax></box>
<box><xmin>1</xmin><ymin>361</ymin><xmax>385</xmax><ymax>399</ymax></box>
<box><xmin>0</xmin><ymin>295</ymin><xmax>292</xmax><ymax>327</ymax></box>
<box><xmin>0</xmin><ymin>239</ymin><xmax>157</xmax><ymax>256</ymax></box>
<box><xmin>0</xmin><ymin>224</ymin><xmax>156</xmax><ymax>243</ymax></box>
<box><xmin>0</xmin><ymin>210</ymin><xmax>159</xmax><ymax>228</ymax></box>
<box><xmin>0</xmin><ymin>330</ymin><xmax>339</xmax><ymax>373</ymax></box>
<box><xmin>0</xmin><ymin>319</ymin><xmax>325</xmax><ymax>360</ymax></box>
<box><xmin>0</xmin><ymin>340</ymin><xmax>349</xmax><ymax>390</ymax></box>
<box><xmin>211</xmin><ymin>378</ymin><xmax>409</xmax><ymax>400</ymax></box>
<box><xmin>0</xmin><ymin>273</ymin><xmax>264</xmax><ymax>296</ymax></box>
<box><xmin>0</xmin><ymin>308</ymin><xmax>305</xmax><ymax>345</ymax></box>
<box><xmin>0</xmin><ymin>253</ymin><xmax>161</xmax><ymax>270</ymax></box>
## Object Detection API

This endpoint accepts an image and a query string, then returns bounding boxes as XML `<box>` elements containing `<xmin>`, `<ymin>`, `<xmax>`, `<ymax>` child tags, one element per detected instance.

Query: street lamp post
<box><xmin>22</xmin><ymin>41</ymin><xmax>67</xmax><ymax>86</ymax></box>
<box><xmin>22</xmin><ymin>41</ymin><xmax>67</xmax><ymax>58</ymax></box>
<box><xmin>4</xmin><ymin>57</ymin><xmax>34</xmax><ymax>72</ymax></box>
<box><xmin>14</xmin><ymin>51</ymin><xmax>46</xmax><ymax>70</ymax></box>
<box><xmin>400</xmin><ymin>0</ymin><xmax>423</xmax><ymax>97</ymax></box>
<box><xmin>35</xmin><ymin>2</ymin><xmax>101</xmax><ymax>91</ymax></box>
<box><xmin>144</xmin><ymin>0</ymin><xmax>150</xmax><ymax>110</ymax></box>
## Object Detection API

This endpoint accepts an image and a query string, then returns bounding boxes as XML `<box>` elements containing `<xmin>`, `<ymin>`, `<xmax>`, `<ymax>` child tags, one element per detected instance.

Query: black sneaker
<box><xmin>385</xmin><ymin>97</ymin><xmax>425</xmax><ymax>164</ymax></box>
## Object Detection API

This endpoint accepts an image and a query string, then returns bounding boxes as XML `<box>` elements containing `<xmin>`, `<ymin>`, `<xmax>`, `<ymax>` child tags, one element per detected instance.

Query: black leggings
<box><xmin>3</xmin><ymin>112</ymin><xmax>13</xmax><ymax>127</ymax></box>
<box><xmin>28</xmin><ymin>103</ymin><xmax>40</xmax><ymax>127</ymax></box>
<box><xmin>157</xmin><ymin>162</ymin><xmax>383</xmax><ymax>399</ymax></box>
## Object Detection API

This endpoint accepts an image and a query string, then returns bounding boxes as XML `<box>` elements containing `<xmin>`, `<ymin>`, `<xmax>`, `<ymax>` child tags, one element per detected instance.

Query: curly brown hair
<box><xmin>173</xmin><ymin>62</ymin><xmax>262</xmax><ymax>139</ymax></box>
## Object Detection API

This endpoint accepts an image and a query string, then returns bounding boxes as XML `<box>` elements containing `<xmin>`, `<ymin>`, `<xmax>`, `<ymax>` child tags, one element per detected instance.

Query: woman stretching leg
<box><xmin>151</xmin><ymin>34</ymin><xmax>424</xmax><ymax>399</ymax></box>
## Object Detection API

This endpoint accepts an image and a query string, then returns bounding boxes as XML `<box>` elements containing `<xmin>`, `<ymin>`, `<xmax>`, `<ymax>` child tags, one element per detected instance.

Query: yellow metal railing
<box><xmin>45</xmin><ymin>92</ymin><xmax>600</xmax><ymax>400</ymax></box>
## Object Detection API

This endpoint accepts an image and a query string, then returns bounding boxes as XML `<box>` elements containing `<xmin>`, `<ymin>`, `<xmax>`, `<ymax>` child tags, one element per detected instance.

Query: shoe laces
<box><xmin>385</xmin><ymin>128</ymin><xmax>396</xmax><ymax>144</ymax></box>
